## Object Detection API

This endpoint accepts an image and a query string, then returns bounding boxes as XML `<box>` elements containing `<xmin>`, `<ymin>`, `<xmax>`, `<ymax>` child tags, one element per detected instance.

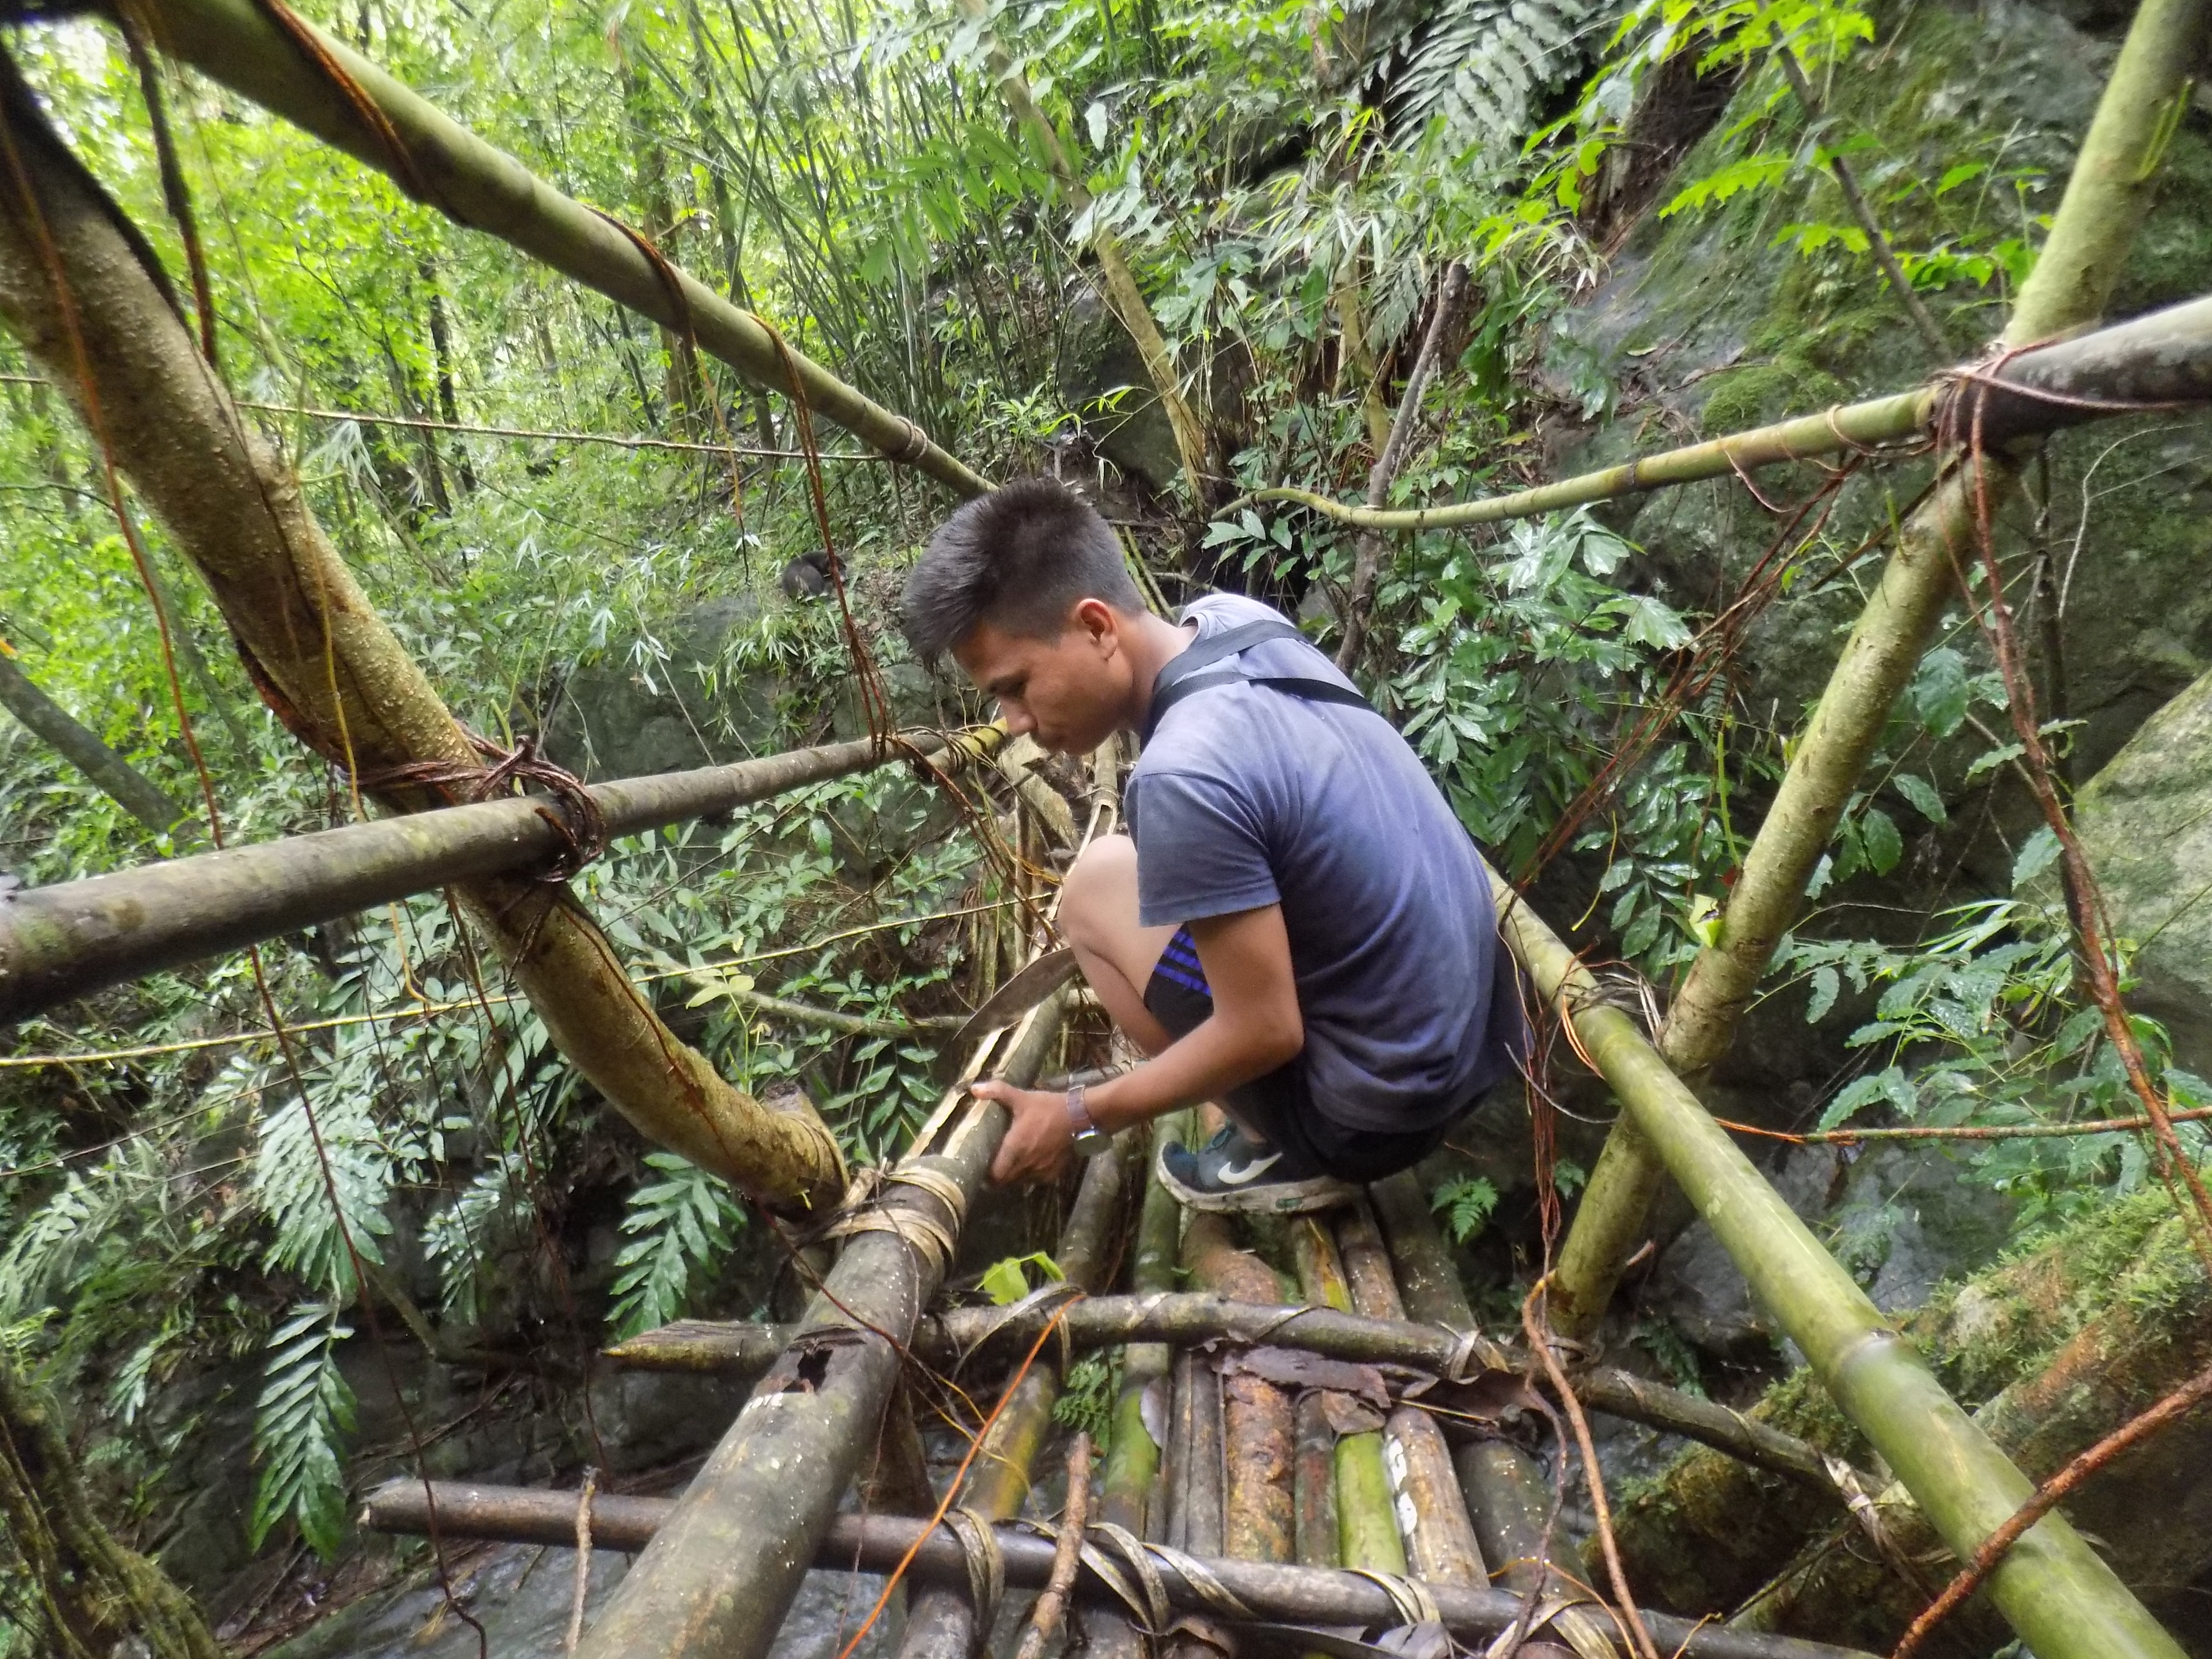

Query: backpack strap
<box><xmin>1142</xmin><ymin>617</ymin><xmax>1376</xmax><ymax>745</ymax></box>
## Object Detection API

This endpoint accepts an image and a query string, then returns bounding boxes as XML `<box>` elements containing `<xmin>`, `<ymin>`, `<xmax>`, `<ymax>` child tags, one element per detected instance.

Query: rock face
<box><xmin>2072</xmin><ymin>662</ymin><xmax>2212</xmax><ymax>1078</ymax></box>
<box><xmin>1549</xmin><ymin>0</ymin><xmax>2212</xmax><ymax>883</ymax></box>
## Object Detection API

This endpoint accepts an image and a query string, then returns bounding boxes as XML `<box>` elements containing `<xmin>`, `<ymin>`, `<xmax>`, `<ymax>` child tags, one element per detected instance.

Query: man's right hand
<box><xmin>973</xmin><ymin>1079</ymin><xmax>1076</xmax><ymax>1186</ymax></box>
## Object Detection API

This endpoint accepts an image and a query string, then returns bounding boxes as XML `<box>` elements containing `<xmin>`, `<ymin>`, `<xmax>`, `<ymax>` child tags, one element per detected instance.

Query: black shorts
<box><xmin>1142</xmin><ymin>927</ymin><xmax>1453</xmax><ymax>1183</ymax></box>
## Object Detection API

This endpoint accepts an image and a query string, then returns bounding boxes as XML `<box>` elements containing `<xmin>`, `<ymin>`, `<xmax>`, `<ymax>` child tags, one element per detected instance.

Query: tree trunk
<box><xmin>0</xmin><ymin>650</ymin><xmax>190</xmax><ymax>836</ymax></box>
<box><xmin>0</xmin><ymin>1353</ymin><xmax>224</xmax><ymax>1659</ymax></box>
<box><xmin>0</xmin><ymin>58</ymin><xmax>845</xmax><ymax>1212</ymax></box>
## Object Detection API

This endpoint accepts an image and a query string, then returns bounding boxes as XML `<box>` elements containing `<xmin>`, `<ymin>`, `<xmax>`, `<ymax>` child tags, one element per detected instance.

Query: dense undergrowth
<box><xmin>0</xmin><ymin>0</ymin><xmax>2205</xmax><ymax>1644</ymax></box>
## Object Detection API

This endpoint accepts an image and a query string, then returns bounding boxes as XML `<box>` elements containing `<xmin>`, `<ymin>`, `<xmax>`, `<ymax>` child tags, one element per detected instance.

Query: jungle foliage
<box><xmin>0</xmin><ymin>0</ymin><xmax>2200</xmax><ymax>1641</ymax></box>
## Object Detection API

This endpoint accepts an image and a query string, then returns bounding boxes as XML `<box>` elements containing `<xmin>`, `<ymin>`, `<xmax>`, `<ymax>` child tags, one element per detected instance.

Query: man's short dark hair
<box><xmin>901</xmin><ymin>477</ymin><xmax>1145</xmax><ymax>665</ymax></box>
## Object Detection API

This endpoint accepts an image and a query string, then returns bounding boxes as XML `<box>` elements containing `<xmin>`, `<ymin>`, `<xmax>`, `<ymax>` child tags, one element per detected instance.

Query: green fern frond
<box><xmin>1431</xmin><ymin>1175</ymin><xmax>1501</xmax><ymax>1244</ymax></box>
<box><xmin>1393</xmin><ymin>0</ymin><xmax>1604</xmax><ymax>159</ymax></box>
<box><xmin>249</xmin><ymin>1304</ymin><xmax>357</xmax><ymax>1559</ymax></box>
<box><xmin>422</xmin><ymin>1152</ymin><xmax>534</xmax><ymax>1326</ymax></box>
<box><xmin>254</xmin><ymin>1093</ymin><xmax>395</xmax><ymax>1299</ymax></box>
<box><xmin>607</xmin><ymin>1152</ymin><xmax>747</xmax><ymax>1340</ymax></box>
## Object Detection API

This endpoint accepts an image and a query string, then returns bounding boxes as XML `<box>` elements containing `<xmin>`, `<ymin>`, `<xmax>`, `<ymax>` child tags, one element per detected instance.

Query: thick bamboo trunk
<box><xmin>1183</xmin><ymin>1210</ymin><xmax>1297</xmax><ymax>1562</ymax></box>
<box><xmin>1334</xmin><ymin>1203</ymin><xmax>1486</xmax><ymax>1584</ymax></box>
<box><xmin>899</xmin><ymin>1134</ymin><xmax>1133</xmax><ymax>1659</ymax></box>
<box><xmin>1084</xmin><ymin>1115</ymin><xmax>1185</xmax><ymax>1659</ymax></box>
<box><xmin>1291</xmin><ymin>1215</ymin><xmax>1405</xmax><ymax>1574</ymax></box>
<box><xmin>0</xmin><ymin>1354</ymin><xmax>223</xmax><ymax>1659</ymax></box>
<box><xmin>951</xmin><ymin>0</ymin><xmax>1216</xmax><ymax>501</ymax></box>
<box><xmin>1493</xmin><ymin>867</ymin><xmax>2186</xmax><ymax>1659</ymax></box>
<box><xmin>0</xmin><ymin>651</ymin><xmax>190</xmax><ymax>836</ymax></box>
<box><xmin>0</xmin><ymin>727</ymin><xmax>984</xmax><ymax>1021</ymax></box>
<box><xmin>365</xmin><ymin>1480</ymin><xmax>1879</xmax><ymax>1659</ymax></box>
<box><xmin>1365</xmin><ymin>1173</ymin><xmax>1614</xmax><ymax>1659</ymax></box>
<box><xmin>1547</xmin><ymin>0</ymin><xmax>2209</xmax><ymax>1342</ymax></box>
<box><xmin>126</xmin><ymin>0</ymin><xmax>985</xmax><ymax>495</ymax></box>
<box><xmin>0</xmin><ymin>69</ymin><xmax>846</xmax><ymax>1210</ymax></box>
<box><xmin>572</xmin><ymin>993</ymin><xmax>1069</xmax><ymax>1659</ymax></box>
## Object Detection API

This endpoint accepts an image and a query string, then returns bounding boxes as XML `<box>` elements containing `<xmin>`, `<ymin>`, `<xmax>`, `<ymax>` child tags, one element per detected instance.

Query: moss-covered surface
<box><xmin>1610</xmin><ymin>1186</ymin><xmax>2210</xmax><ymax>1629</ymax></box>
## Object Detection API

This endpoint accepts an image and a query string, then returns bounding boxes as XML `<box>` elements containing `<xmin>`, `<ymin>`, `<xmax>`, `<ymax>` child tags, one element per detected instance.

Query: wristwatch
<box><xmin>1066</xmin><ymin>1082</ymin><xmax>1109</xmax><ymax>1157</ymax></box>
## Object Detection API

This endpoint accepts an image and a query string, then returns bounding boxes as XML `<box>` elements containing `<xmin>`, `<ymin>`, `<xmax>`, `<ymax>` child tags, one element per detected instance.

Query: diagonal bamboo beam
<box><xmin>1492</xmin><ymin>867</ymin><xmax>2185</xmax><ymax>1659</ymax></box>
<box><xmin>1224</xmin><ymin>291</ymin><xmax>2212</xmax><ymax>533</ymax></box>
<box><xmin>121</xmin><ymin>0</ymin><xmax>991</xmax><ymax>497</ymax></box>
<box><xmin>0</xmin><ymin>727</ymin><xmax>994</xmax><ymax>1022</ymax></box>
<box><xmin>1547</xmin><ymin>0</ymin><xmax>2209</xmax><ymax>1341</ymax></box>
<box><xmin>0</xmin><ymin>55</ymin><xmax>843</xmax><ymax>1211</ymax></box>
<box><xmin>0</xmin><ymin>650</ymin><xmax>191</xmax><ymax>836</ymax></box>
<box><xmin>571</xmin><ymin>986</ymin><xmax>1073</xmax><ymax>1659</ymax></box>
<box><xmin>365</xmin><ymin>1480</ymin><xmax>1882</xmax><ymax>1659</ymax></box>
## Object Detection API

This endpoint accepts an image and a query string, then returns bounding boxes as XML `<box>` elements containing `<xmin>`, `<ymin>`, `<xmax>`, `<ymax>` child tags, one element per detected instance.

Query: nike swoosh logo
<box><xmin>1215</xmin><ymin>1153</ymin><xmax>1283</xmax><ymax>1185</ymax></box>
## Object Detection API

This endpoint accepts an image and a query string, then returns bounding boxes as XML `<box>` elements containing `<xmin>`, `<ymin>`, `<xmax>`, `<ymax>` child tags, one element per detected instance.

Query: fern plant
<box><xmin>248</xmin><ymin>1305</ymin><xmax>357</xmax><ymax>1559</ymax></box>
<box><xmin>608</xmin><ymin>1152</ymin><xmax>750</xmax><ymax>1340</ymax></box>
<box><xmin>1392</xmin><ymin>0</ymin><xmax>1605</xmax><ymax>160</ymax></box>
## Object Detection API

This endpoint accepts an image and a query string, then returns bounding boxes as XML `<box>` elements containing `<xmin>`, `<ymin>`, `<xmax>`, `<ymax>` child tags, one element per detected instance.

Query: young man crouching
<box><xmin>901</xmin><ymin>477</ymin><xmax>1522</xmax><ymax>1213</ymax></box>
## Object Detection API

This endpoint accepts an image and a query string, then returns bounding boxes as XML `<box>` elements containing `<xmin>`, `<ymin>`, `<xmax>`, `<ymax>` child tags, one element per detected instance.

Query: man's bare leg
<box><xmin>1059</xmin><ymin>833</ymin><xmax>1179</xmax><ymax>1057</ymax></box>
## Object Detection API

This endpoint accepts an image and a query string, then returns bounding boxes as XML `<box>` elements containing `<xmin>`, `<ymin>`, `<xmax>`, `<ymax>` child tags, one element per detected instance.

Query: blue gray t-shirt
<box><xmin>1124</xmin><ymin>594</ymin><xmax>1522</xmax><ymax>1133</ymax></box>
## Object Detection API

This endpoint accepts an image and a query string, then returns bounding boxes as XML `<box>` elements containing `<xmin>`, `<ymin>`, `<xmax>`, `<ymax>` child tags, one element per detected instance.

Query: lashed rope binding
<box><xmin>355</xmin><ymin>726</ymin><xmax>609</xmax><ymax>883</ymax></box>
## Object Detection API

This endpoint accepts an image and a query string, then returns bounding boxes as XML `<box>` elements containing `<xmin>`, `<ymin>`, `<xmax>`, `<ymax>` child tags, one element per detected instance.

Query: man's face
<box><xmin>952</xmin><ymin>600</ymin><xmax>1131</xmax><ymax>756</ymax></box>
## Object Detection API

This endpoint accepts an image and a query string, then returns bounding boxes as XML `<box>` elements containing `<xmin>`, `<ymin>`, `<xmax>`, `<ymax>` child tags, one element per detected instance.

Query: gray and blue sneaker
<box><xmin>1156</xmin><ymin>1124</ymin><xmax>1358</xmax><ymax>1214</ymax></box>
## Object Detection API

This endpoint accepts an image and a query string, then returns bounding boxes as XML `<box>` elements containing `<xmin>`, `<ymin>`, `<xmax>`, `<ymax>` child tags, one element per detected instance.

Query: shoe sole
<box><xmin>1155</xmin><ymin>1149</ymin><xmax>1359</xmax><ymax>1215</ymax></box>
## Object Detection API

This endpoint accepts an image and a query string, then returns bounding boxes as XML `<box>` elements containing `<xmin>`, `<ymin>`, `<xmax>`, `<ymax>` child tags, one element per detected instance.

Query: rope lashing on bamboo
<box><xmin>810</xmin><ymin>1164</ymin><xmax>970</xmax><ymax>1276</ymax></box>
<box><xmin>940</xmin><ymin>1507</ymin><xmax>1006</xmax><ymax>1653</ymax></box>
<box><xmin>353</xmin><ymin>726</ymin><xmax>608</xmax><ymax>882</ymax></box>
<box><xmin>946</xmin><ymin>1278</ymin><xmax>1085</xmax><ymax>1377</ymax></box>
<box><xmin>1348</xmin><ymin>1569</ymin><xmax>1443</xmax><ymax>1630</ymax></box>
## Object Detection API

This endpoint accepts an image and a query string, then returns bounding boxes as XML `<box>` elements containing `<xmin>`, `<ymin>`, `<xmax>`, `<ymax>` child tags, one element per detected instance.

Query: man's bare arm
<box><xmin>978</xmin><ymin>902</ymin><xmax>1303</xmax><ymax>1185</ymax></box>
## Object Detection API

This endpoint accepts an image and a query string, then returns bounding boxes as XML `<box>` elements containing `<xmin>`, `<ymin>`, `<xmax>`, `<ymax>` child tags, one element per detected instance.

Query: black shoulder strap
<box><xmin>1142</xmin><ymin>617</ymin><xmax>1375</xmax><ymax>745</ymax></box>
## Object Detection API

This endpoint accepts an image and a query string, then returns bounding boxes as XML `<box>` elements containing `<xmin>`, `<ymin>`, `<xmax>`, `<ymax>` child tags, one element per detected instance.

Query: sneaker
<box><xmin>1157</xmin><ymin>1124</ymin><xmax>1358</xmax><ymax>1214</ymax></box>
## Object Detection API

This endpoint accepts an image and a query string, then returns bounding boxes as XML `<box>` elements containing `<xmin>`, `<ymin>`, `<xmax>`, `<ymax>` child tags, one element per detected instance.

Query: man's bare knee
<box><xmin>1060</xmin><ymin>833</ymin><xmax>1139</xmax><ymax>950</ymax></box>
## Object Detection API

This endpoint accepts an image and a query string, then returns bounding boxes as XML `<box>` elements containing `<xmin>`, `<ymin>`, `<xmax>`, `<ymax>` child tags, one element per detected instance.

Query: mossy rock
<box><xmin>2070</xmin><ymin>662</ymin><xmax>2212</xmax><ymax>1078</ymax></box>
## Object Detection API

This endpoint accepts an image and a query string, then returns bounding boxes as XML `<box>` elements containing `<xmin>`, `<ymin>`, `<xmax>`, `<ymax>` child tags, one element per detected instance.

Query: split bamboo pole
<box><xmin>1291</xmin><ymin>1216</ymin><xmax>1405</xmax><ymax>1574</ymax></box>
<box><xmin>1547</xmin><ymin>0</ymin><xmax>2209</xmax><ymax>1340</ymax></box>
<box><xmin>1492</xmin><ymin>867</ymin><xmax>2188</xmax><ymax>1659</ymax></box>
<box><xmin>0</xmin><ymin>651</ymin><xmax>192</xmax><ymax>837</ymax></box>
<box><xmin>1226</xmin><ymin>291</ymin><xmax>2212</xmax><ymax>534</ymax></box>
<box><xmin>0</xmin><ymin>63</ymin><xmax>845</xmax><ymax>1210</ymax></box>
<box><xmin>1182</xmin><ymin>1210</ymin><xmax>1297</xmax><ymax>1562</ymax></box>
<box><xmin>1082</xmin><ymin>1113</ymin><xmax>1185</xmax><ymax>1659</ymax></box>
<box><xmin>122</xmin><ymin>0</ymin><xmax>989</xmax><ymax>496</ymax></box>
<box><xmin>1334</xmin><ymin>1203</ymin><xmax>1487</xmax><ymax>1585</ymax></box>
<box><xmin>0</xmin><ymin>727</ymin><xmax>991</xmax><ymax>1021</ymax></box>
<box><xmin>1365</xmin><ymin>1171</ymin><xmax>1618</xmax><ymax>1659</ymax></box>
<box><xmin>365</xmin><ymin>1480</ymin><xmax>1881</xmax><ymax>1659</ymax></box>
<box><xmin>950</xmin><ymin>0</ymin><xmax>1216</xmax><ymax>500</ymax></box>
<box><xmin>571</xmin><ymin>987</ymin><xmax>1073</xmax><ymax>1659</ymax></box>
<box><xmin>898</xmin><ymin>1133</ymin><xmax>1132</xmax><ymax>1659</ymax></box>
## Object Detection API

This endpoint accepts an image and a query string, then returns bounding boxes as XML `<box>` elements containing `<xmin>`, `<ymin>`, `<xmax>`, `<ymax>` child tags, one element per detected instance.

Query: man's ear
<box><xmin>1071</xmin><ymin>597</ymin><xmax>1121</xmax><ymax>654</ymax></box>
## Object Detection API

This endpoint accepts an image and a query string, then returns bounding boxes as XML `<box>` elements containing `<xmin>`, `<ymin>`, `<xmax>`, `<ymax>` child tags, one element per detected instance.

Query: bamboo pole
<box><xmin>0</xmin><ymin>727</ymin><xmax>990</xmax><ymax>1021</ymax></box>
<box><xmin>1334</xmin><ymin>1203</ymin><xmax>1487</xmax><ymax>1585</ymax></box>
<box><xmin>899</xmin><ymin>1134</ymin><xmax>1132</xmax><ymax>1659</ymax></box>
<box><xmin>1547</xmin><ymin>0</ymin><xmax>2209</xmax><ymax>1340</ymax></box>
<box><xmin>608</xmin><ymin>1293</ymin><xmax>1843</xmax><ymax>1484</ymax></box>
<box><xmin>1182</xmin><ymin>1210</ymin><xmax>1297</xmax><ymax>1562</ymax></box>
<box><xmin>125</xmin><ymin>0</ymin><xmax>988</xmax><ymax>496</ymax></box>
<box><xmin>571</xmin><ymin>988</ymin><xmax>1071</xmax><ymax>1659</ymax></box>
<box><xmin>1083</xmin><ymin>1114</ymin><xmax>1185</xmax><ymax>1659</ymax></box>
<box><xmin>1224</xmin><ymin>292</ymin><xmax>2212</xmax><ymax>533</ymax></box>
<box><xmin>0</xmin><ymin>650</ymin><xmax>191</xmax><ymax>836</ymax></box>
<box><xmin>0</xmin><ymin>63</ymin><xmax>846</xmax><ymax>1211</ymax></box>
<box><xmin>1492</xmin><ymin>867</ymin><xmax>2187</xmax><ymax>1659</ymax></box>
<box><xmin>365</xmin><ymin>1481</ymin><xmax>1881</xmax><ymax>1659</ymax></box>
<box><xmin>1291</xmin><ymin>1216</ymin><xmax>1406</xmax><ymax>1574</ymax></box>
<box><xmin>951</xmin><ymin>0</ymin><xmax>1216</xmax><ymax>500</ymax></box>
<box><xmin>1364</xmin><ymin>1173</ymin><xmax>1619</xmax><ymax>1659</ymax></box>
